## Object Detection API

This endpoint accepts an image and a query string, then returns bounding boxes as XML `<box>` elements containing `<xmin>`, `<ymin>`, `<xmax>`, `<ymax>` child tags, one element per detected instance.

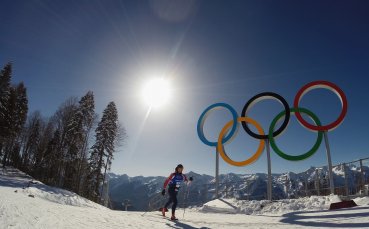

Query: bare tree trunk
<box><xmin>101</xmin><ymin>156</ymin><xmax>110</xmax><ymax>206</ymax></box>
<box><xmin>76</xmin><ymin>132</ymin><xmax>90</xmax><ymax>194</ymax></box>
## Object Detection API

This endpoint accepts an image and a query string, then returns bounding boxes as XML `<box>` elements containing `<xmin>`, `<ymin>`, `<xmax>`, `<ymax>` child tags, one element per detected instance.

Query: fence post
<box><xmin>225</xmin><ymin>182</ymin><xmax>228</xmax><ymax>198</ymax></box>
<box><xmin>343</xmin><ymin>163</ymin><xmax>349</xmax><ymax>197</ymax></box>
<box><xmin>360</xmin><ymin>159</ymin><xmax>365</xmax><ymax>193</ymax></box>
<box><xmin>205</xmin><ymin>183</ymin><xmax>208</xmax><ymax>202</ymax></box>
<box><xmin>247</xmin><ymin>180</ymin><xmax>250</xmax><ymax>200</ymax></box>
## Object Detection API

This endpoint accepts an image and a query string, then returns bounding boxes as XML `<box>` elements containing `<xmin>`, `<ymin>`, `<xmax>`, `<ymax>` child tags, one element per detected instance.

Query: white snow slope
<box><xmin>1</xmin><ymin>167</ymin><xmax>369</xmax><ymax>229</ymax></box>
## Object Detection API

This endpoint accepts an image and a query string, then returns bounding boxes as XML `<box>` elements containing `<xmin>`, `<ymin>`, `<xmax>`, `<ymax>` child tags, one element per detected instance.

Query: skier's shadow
<box><xmin>280</xmin><ymin>206</ymin><xmax>369</xmax><ymax>228</ymax></box>
<box><xmin>166</xmin><ymin>221</ymin><xmax>210</xmax><ymax>229</ymax></box>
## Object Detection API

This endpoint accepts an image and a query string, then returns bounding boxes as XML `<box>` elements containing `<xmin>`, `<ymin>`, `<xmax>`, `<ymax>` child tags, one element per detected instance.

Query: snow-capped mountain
<box><xmin>108</xmin><ymin>165</ymin><xmax>368</xmax><ymax>211</ymax></box>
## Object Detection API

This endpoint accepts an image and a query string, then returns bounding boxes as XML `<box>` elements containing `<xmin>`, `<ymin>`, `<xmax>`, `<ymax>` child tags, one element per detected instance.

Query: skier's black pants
<box><xmin>164</xmin><ymin>187</ymin><xmax>178</xmax><ymax>215</ymax></box>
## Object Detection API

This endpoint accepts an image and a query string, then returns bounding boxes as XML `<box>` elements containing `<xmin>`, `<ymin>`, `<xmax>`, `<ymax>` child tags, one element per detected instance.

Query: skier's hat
<box><xmin>175</xmin><ymin>164</ymin><xmax>184</xmax><ymax>172</ymax></box>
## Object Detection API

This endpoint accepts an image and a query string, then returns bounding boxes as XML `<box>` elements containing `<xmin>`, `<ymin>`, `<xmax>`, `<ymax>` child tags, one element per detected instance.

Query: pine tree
<box><xmin>88</xmin><ymin>102</ymin><xmax>118</xmax><ymax>203</ymax></box>
<box><xmin>0</xmin><ymin>63</ymin><xmax>28</xmax><ymax>167</ymax></box>
<box><xmin>0</xmin><ymin>63</ymin><xmax>11</xmax><ymax>122</ymax></box>
<box><xmin>13</xmin><ymin>83</ymin><xmax>28</xmax><ymax>134</ymax></box>
<box><xmin>2</xmin><ymin>82</ymin><xmax>28</xmax><ymax>166</ymax></box>
<box><xmin>7</xmin><ymin>83</ymin><xmax>28</xmax><ymax>165</ymax></box>
<box><xmin>1</xmin><ymin>86</ymin><xmax>17</xmax><ymax>166</ymax></box>
<box><xmin>64</xmin><ymin>91</ymin><xmax>95</xmax><ymax>192</ymax></box>
<box><xmin>75</xmin><ymin>91</ymin><xmax>95</xmax><ymax>194</ymax></box>
<box><xmin>0</xmin><ymin>63</ymin><xmax>12</xmax><ymax>156</ymax></box>
<box><xmin>0</xmin><ymin>63</ymin><xmax>127</xmax><ymax>205</ymax></box>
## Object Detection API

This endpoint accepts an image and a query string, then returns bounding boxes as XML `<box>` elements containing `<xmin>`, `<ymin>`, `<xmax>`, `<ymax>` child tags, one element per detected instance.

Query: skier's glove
<box><xmin>189</xmin><ymin>177</ymin><xmax>193</xmax><ymax>181</ymax></box>
<box><xmin>161</xmin><ymin>189</ymin><xmax>166</xmax><ymax>196</ymax></box>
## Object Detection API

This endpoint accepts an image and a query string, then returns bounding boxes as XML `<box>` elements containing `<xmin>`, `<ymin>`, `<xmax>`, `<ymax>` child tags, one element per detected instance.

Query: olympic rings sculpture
<box><xmin>197</xmin><ymin>80</ymin><xmax>347</xmax><ymax>167</ymax></box>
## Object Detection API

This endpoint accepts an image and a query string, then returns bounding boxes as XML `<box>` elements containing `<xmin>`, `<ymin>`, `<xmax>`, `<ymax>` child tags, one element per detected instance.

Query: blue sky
<box><xmin>1</xmin><ymin>0</ymin><xmax>369</xmax><ymax>176</ymax></box>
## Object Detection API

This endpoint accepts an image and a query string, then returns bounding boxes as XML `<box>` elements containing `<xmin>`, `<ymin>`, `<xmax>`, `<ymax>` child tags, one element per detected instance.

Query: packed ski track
<box><xmin>1</xmin><ymin>167</ymin><xmax>369</xmax><ymax>229</ymax></box>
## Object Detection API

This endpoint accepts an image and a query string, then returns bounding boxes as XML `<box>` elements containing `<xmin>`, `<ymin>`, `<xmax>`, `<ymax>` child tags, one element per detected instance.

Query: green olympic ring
<box><xmin>269</xmin><ymin>107</ymin><xmax>323</xmax><ymax>161</ymax></box>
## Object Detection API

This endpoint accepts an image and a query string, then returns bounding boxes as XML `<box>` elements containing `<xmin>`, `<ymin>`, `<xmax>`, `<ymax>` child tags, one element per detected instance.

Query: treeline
<box><xmin>0</xmin><ymin>63</ymin><xmax>126</xmax><ymax>205</ymax></box>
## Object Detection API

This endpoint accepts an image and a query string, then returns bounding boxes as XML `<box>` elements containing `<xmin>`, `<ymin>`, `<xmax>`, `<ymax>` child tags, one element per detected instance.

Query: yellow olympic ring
<box><xmin>217</xmin><ymin>117</ymin><xmax>265</xmax><ymax>167</ymax></box>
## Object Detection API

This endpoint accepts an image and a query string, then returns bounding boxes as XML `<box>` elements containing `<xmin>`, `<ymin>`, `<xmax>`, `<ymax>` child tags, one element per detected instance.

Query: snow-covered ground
<box><xmin>200</xmin><ymin>195</ymin><xmax>346</xmax><ymax>215</ymax></box>
<box><xmin>1</xmin><ymin>167</ymin><xmax>369</xmax><ymax>229</ymax></box>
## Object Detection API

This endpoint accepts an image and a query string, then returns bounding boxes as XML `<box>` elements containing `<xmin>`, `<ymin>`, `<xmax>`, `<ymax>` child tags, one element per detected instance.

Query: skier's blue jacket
<box><xmin>163</xmin><ymin>172</ymin><xmax>188</xmax><ymax>191</ymax></box>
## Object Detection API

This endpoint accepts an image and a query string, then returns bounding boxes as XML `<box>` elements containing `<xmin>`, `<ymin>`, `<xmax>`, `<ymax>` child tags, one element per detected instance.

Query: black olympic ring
<box><xmin>241</xmin><ymin>92</ymin><xmax>290</xmax><ymax>140</ymax></box>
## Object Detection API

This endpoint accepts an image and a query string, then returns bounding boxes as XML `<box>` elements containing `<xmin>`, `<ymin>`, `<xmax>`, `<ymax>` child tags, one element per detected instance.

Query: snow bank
<box><xmin>353</xmin><ymin>196</ymin><xmax>369</xmax><ymax>206</ymax></box>
<box><xmin>200</xmin><ymin>195</ymin><xmax>368</xmax><ymax>215</ymax></box>
<box><xmin>22</xmin><ymin>185</ymin><xmax>106</xmax><ymax>209</ymax></box>
<box><xmin>0</xmin><ymin>166</ymin><xmax>105</xmax><ymax>209</ymax></box>
<box><xmin>201</xmin><ymin>199</ymin><xmax>238</xmax><ymax>213</ymax></box>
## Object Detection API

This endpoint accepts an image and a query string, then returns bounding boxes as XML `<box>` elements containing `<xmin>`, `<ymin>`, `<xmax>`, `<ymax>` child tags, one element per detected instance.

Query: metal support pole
<box><xmin>360</xmin><ymin>159</ymin><xmax>365</xmax><ymax>191</ymax></box>
<box><xmin>265</xmin><ymin>139</ymin><xmax>272</xmax><ymax>201</ymax></box>
<box><xmin>315</xmin><ymin>168</ymin><xmax>320</xmax><ymax>196</ymax></box>
<box><xmin>215</xmin><ymin>148</ymin><xmax>219</xmax><ymax>199</ymax></box>
<box><xmin>323</xmin><ymin>131</ymin><xmax>335</xmax><ymax>195</ymax></box>
<box><xmin>305</xmin><ymin>177</ymin><xmax>308</xmax><ymax>197</ymax></box>
<box><xmin>343</xmin><ymin>163</ymin><xmax>349</xmax><ymax>196</ymax></box>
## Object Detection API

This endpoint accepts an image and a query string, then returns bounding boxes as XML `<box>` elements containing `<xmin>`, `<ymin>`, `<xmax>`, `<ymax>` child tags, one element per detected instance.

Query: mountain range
<box><xmin>107</xmin><ymin>164</ymin><xmax>368</xmax><ymax>211</ymax></box>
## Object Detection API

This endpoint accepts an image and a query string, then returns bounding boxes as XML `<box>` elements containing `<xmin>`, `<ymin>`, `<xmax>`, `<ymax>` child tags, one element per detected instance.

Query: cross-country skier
<box><xmin>161</xmin><ymin>164</ymin><xmax>193</xmax><ymax>220</ymax></box>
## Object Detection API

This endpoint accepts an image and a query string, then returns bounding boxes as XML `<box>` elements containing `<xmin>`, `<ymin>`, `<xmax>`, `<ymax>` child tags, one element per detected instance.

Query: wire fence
<box><xmin>146</xmin><ymin>157</ymin><xmax>369</xmax><ymax>211</ymax></box>
<box><xmin>208</xmin><ymin>157</ymin><xmax>369</xmax><ymax>202</ymax></box>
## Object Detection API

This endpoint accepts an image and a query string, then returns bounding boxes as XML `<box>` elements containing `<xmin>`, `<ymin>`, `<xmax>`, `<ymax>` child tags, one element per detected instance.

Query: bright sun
<box><xmin>142</xmin><ymin>78</ymin><xmax>171</xmax><ymax>108</ymax></box>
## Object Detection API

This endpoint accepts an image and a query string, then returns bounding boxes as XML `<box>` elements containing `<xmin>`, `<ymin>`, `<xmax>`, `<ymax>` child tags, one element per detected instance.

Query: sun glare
<box><xmin>142</xmin><ymin>78</ymin><xmax>171</xmax><ymax>108</ymax></box>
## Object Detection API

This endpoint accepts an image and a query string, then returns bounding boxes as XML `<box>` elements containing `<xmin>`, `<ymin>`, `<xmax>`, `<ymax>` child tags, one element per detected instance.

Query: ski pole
<box><xmin>141</xmin><ymin>192</ymin><xmax>164</xmax><ymax>217</ymax></box>
<box><xmin>182</xmin><ymin>182</ymin><xmax>191</xmax><ymax>219</ymax></box>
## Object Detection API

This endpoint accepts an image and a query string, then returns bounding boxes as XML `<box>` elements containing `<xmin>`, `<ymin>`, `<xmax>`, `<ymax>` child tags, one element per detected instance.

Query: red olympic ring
<box><xmin>294</xmin><ymin>80</ymin><xmax>348</xmax><ymax>132</ymax></box>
